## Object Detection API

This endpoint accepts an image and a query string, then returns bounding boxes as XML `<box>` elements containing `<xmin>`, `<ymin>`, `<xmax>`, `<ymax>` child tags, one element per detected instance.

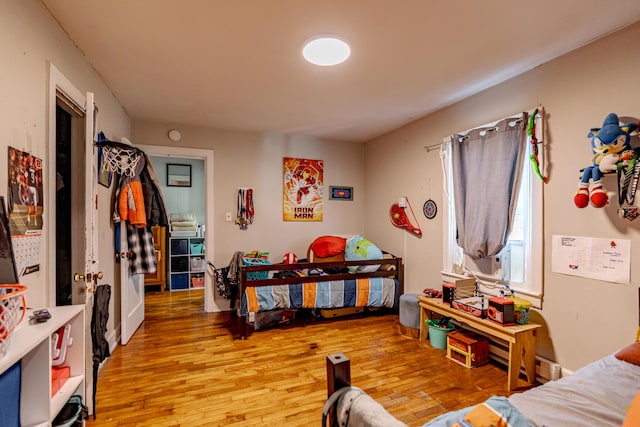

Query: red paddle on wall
<box><xmin>389</xmin><ymin>197</ymin><xmax>422</xmax><ymax>237</ymax></box>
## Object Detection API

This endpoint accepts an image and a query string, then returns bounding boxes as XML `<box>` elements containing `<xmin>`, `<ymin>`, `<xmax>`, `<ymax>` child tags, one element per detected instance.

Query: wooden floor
<box><xmin>86</xmin><ymin>290</ymin><xmax>518</xmax><ymax>427</ymax></box>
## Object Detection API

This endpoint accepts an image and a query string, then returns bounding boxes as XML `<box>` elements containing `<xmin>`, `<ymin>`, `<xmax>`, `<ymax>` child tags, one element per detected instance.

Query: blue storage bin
<box><xmin>0</xmin><ymin>361</ymin><xmax>21</xmax><ymax>427</ymax></box>
<box><xmin>171</xmin><ymin>273</ymin><xmax>189</xmax><ymax>290</ymax></box>
<box><xmin>170</xmin><ymin>239</ymin><xmax>189</xmax><ymax>255</ymax></box>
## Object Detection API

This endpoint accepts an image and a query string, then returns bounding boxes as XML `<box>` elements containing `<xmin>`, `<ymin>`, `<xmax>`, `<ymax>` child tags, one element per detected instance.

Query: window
<box><xmin>441</xmin><ymin>120</ymin><xmax>543</xmax><ymax>308</ymax></box>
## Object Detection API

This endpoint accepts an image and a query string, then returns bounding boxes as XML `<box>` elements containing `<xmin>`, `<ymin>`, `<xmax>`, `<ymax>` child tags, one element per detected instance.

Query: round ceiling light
<box><xmin>302</xmin><ymin>36</ymin><xmax>351</xmax><ymax>66</ymax></box>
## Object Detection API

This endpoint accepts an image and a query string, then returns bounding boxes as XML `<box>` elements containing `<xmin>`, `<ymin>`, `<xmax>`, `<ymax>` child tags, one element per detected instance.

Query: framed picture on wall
<box><xmin>167</xmin><ymin>164</ymin><xmax>191</xmax><ymax>187</ymax></box>
<box><xmin>329</xmin><ymin>186</ymin><xmax>353</xmax><ymax>201</ymax></box>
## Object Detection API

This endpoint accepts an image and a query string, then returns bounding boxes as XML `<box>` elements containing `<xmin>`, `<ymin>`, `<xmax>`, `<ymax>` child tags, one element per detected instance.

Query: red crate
<box><xmin>446</xmin><ymin>331</ymin><xmax>489</xmax><ymax>368</ymax></box>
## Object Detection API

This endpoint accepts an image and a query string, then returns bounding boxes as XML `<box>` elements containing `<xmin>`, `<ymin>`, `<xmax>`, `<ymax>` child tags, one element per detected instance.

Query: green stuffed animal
<box><xmin>344</xmin><ymin>235</ymin><xmax>383</xmax><ymax>273</ymax></box>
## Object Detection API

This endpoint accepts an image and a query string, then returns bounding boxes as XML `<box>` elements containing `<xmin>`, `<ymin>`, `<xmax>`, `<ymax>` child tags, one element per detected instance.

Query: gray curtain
<box><xmin>451</xmin><ymin>113</ymin><xmax>528</xmax><ymax>260</ymax></box>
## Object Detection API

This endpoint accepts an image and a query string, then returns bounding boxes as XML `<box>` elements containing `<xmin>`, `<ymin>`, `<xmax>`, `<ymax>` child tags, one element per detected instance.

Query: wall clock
<box><xmin>423</xmin><ymin>199</ymin><xmax>437</xmax><ymax>219</ymax></box>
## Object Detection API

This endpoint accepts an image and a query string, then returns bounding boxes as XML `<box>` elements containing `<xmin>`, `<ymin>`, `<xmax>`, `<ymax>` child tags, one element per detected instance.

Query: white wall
<box><xmin>132</xmin><ymin>122</ymin><xmax>366</xmax><ymax>266</ymax></box>
<box><xmin>0</xmin><ymin>0</ymin><xmax>129</xmax><ymax>311</ymax></box>
<box><xmin>364</xmin><ymin>22</ymin><xmax>640</xmax><ymax>370</ymax></box>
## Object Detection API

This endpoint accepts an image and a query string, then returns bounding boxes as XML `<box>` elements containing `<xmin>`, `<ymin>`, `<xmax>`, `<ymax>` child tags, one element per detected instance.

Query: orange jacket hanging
<box><xmin>119</xmin><ymin>180</ymin><xmax>147</xmax><ymax>228</ymax></box>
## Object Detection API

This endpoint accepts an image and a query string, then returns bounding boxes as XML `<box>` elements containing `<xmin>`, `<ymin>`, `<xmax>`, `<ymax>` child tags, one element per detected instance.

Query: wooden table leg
<box><xmin>520</xmin><ymin>330</ymin><xmax>537</xmax><ymax>385</ymax></box>
<box><xmin>507</xmin><ymin>330</ymin><xmax>537</xmax><ymax>391</ymax></box>
<box><xmin>419</xmin><ymin>306</ymin><xmax>432</xmax><ymax>342</ymax></box>
<box><xmin>419</xmin><ymin>305</ymin><xmax>426</xmax><ymax>341</ymax></box>
<box><xmin>507</xmin><ymin>340</ymin><xmax>521</xmax><ymax>391</ymax></box>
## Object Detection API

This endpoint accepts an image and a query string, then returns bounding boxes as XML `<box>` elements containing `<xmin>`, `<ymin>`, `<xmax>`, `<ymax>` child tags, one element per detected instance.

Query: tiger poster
<box><xmin>283</xmin><ymin>157</ymin><xmax>323</xmax><ymax>221</ymax></box>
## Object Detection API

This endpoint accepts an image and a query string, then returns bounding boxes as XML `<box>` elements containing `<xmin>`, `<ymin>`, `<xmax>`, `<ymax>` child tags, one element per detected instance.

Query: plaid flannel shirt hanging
<box><xmin>127</xmin><ymin>224</ymin><xmax>157</xmax><ymax>275</ymax></box>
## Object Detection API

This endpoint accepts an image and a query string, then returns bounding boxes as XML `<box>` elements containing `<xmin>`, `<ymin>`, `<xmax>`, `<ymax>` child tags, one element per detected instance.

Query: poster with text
<box><xmin>551</xmin><ymin>235</ymin><xmax>630</xmax><ymax>284</ymax></box>
<box><xmin>283</xmin><ymin>157</ymin><xmax>323</xmax><ymax>221</ymax></box>
<box><xmin>7</xmin><ymin>146</ymin><xmax>43</xmax><ymax>275</ymax></box>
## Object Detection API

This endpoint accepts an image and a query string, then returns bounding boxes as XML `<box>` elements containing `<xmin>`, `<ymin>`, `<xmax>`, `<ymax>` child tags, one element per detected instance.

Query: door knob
<box><xmin>73</xmin><ymin>271</ymin><xmax>104</xmax><ymax>282</ymax></box>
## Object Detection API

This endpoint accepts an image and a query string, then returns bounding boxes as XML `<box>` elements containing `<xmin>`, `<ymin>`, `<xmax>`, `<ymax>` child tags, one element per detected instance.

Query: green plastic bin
<box><xmin>427</xmin><ymin>319</ymin><xmax>454</xmax><ymax>349</ymax></box>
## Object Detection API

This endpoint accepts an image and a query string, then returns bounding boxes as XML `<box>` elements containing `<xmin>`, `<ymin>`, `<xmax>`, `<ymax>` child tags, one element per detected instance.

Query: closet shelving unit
<box><xmin>169</xmin><ymin>236</ymin><xmax>206</xmax><ymax>291</ymax></box>
<box><xmin>0</xmin><ymin>304</ymin><xmax>85</xmax><ymax>426</ymax></box>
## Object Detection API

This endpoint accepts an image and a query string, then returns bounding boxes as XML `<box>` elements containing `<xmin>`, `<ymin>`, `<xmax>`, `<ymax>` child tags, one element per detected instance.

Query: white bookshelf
<box><xmin>0</xmin><ymin>304</ymin><xmax>85</xmax><ymax>426</ymax></box>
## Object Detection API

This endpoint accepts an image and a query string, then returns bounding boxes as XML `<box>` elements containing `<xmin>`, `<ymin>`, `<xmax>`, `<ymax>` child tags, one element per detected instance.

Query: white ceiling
<box><xmin>41</xmin><ymin>0</ymin><xmax>640</xmax><ymax>143</ymax></box>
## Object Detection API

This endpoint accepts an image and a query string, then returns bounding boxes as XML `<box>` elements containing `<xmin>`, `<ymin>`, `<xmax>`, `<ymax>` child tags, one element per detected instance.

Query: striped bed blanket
<box><xmin>240</xmin><ymin>277</ymin><xmax>399</xmax><ymax>316</ymax></box>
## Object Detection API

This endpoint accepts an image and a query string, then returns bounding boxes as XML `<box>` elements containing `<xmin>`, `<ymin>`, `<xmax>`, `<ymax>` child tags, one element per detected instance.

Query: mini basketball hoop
<box><xmin>0</xmin><ymin>200</ymin><xmax>24</xmax><ymax>358</ymax></box>
<box><xmin>0</xmin><ymin>284</ymin><xmax>27</xmax><ymax>357</ymax></box>
<box><xmin>101</xmin><ymin>145</ymin><xmax>143</xmax><ymax>178</ymax></box>
<box><xmin>390</xmin><ymin>196</ymin><xmax>422</xmax><ymax>237</ymax></box>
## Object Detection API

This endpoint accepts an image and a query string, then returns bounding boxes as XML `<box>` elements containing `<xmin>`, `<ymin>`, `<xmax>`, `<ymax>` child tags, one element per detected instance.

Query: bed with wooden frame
<box><xmin>324</xmin><ymin>327</ymin><xmax>640</xmax><ymax>426</ymax></box>
<box><xmin>237</xmin><ymin>254</ymin><xmax>404</xmax><ymax>339</ymax></box>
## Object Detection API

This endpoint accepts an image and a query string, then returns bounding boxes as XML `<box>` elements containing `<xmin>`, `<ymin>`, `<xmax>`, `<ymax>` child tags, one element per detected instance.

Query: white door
<box><xmin>82</xmin><ymin>91</ymin><xmax>101</xmax><ymax>299</ymax></box>
<box><xmin>119</xmin><ymin>223</ymin><xmax>145</xmax><ymax>345</ymax></box>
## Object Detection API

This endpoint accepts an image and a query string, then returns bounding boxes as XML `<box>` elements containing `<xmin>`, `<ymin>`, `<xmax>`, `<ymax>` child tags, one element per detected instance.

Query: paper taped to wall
<box><xmin>551</xmin><ymin>235</ymin><xmax>630</xmax><ymax>284</ymax></box>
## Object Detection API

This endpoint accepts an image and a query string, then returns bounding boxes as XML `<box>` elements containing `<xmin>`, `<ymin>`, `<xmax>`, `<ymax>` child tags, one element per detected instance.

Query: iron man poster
<box><xmin>283</xmin><ymin>157</ymin><xmax>323</xmax><ymax>221</ymax></box>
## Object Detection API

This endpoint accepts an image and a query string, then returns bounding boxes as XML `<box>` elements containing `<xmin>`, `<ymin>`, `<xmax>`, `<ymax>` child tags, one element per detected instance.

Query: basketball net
<box><xmin>101</xmin><ymin>146</ymin><xmax>142</xmax><ymax>178</ymax></box>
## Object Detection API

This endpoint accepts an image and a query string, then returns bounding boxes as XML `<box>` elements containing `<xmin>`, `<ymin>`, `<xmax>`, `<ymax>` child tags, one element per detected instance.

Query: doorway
<box><xmin>54</xmin><ymin>103</ymin><xmax>85</xmax><ymax>305</ymax></box>
<box><xmin>47</xmin><ymin>64</ymin><xmax>100</xmax><ymax>312</ymax></box>
<box><xmin>148</xmin><ymin>156</ymin><xmax>203</xmax><ymax>293</ymax></box>
<box><xmin>136</xmin><ymin>144</ymin><xmax>221</xmax><ymax>312</ymax></box>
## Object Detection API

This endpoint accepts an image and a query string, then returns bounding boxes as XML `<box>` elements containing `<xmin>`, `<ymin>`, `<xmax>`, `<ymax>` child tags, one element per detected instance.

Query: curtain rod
<box><xmin>423</xmin><ymin>107</ymin><xmax>543</xmax><ymax>152</ymax></box>
<box><xmin>424</xmin><ymin>143</ymin><xmax>442</xmax><ymax>152</ymax></box>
